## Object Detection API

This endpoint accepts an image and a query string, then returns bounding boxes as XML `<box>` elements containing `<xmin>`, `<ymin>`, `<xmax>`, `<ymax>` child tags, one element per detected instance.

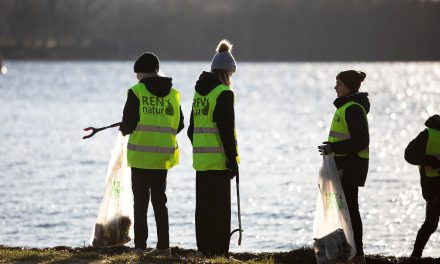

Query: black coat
<box><xmin>405</xmin><ymin>115</ymin><xmax>440</xmax><ymax>201</ymax></box>
<box><xmin>187</xmin><ymin>72</ymin><xmax>238</xmax><ymax>168</ymax></box>
<box><xmin>120</xmin><ymin>76</ymin><xmax>184</xmax><ymax>136</ymax></box>
<box><xmin>329</xmin><ymin>92</ymin><xmax>370</xmax><ymax>186</ymax></box>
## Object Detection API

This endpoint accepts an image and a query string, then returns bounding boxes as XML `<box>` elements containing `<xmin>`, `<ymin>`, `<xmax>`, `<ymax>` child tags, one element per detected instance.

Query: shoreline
<box><xmin>1</xmin><ymin>246</ymin><xmax>439</xmax><ymax>263</ymax></box>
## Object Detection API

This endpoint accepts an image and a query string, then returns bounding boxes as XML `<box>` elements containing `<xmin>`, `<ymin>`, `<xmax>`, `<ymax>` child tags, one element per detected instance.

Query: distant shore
<box><xmin>1</xmin><ymin>246</ymin><xmax>439</xmax><ymax>263</ymax></box>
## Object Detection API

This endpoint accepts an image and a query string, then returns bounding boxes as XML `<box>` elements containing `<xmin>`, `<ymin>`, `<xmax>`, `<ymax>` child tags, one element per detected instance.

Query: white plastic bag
<box><xmin>90</xmin><ymin>132</ymin><xmax>134</xmax><ymax>247</ymax></box>
<box><xmin>313</xmin><ymin>155</ymin><xmax>356</xmax><ymax>263</ymax></box>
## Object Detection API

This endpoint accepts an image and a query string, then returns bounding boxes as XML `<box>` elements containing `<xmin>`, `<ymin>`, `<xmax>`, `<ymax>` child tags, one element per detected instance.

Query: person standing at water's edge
<box><xmin>187</xmin><ymin>39</ymin><xmax>240</xmax><ymax>257</ymax></box>
<box><xmin>120</xmin><ymin>52</ymin><xmax>184</xmax><ymax>256</ymax></box>
<box><xmin>318</xmin><ymin>70</ymin><xmax>369</xmax><ymax>264</ymax></box>
<box><xmin>405</xmin><ymin>115</ymin><xmax>440</xmax><ymax>258</ymax></box>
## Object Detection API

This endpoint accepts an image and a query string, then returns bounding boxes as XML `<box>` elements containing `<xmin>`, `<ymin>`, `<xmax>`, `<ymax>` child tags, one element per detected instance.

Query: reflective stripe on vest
<box><xmin>135</xmin><ymin>124</ymin><xmax>178</xmax><ymax>135</ymax></box>
<box><xmin>194</xmin><ymin>127</ymin><xmax>220</xmax><ymax>134</ymax></box>
<box><xmin>425</xmin><ymin>128</ymin><xmax>440</xmax><ymax>177</ymax></box>
<box><xmin>329</xmin><ymin>130</ymin><xmax>370</xmax><ymax>154</ymax></box>
<box><xmin>192</xmin><ymin>84</ymin><xmax>240</xmax><ymax>171</ymax></box>
<box><xmin>127</xmin><ymin>143</ymin><xmax>177</xmax><ymax>154</ymax></box>
<box><xmin>328</xmin><ymin>101</ymin><xmax>369</xmax><ymax>158</ymax></box>
<box><xmin>329</xmin><ymin>131</ymin><xmax>351</xmax><ymax>140</ymax></box>
<box><xmin>127</xmin><ymin>83</ymin><xmax>180</xmax><ymax>170</ymax></box>
<box><xmin>193</xmin><ymin>147</ymin><xmax>225</xmax><ymax>153</ymax></box>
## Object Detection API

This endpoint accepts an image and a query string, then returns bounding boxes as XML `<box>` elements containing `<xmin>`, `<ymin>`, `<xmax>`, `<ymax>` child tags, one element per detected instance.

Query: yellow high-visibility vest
<box><xmin>425</xmin><ymin>128</ymin><xmax>440</xmax><ymax>177</ymax></box>
<box><xmin>192</xmin><ymin>84</ymin><xmax>239</xmax><ymax>171</ymax></box>
<box><xmin>328</xmin><ymin>101</ymin><xmax>369</xmax><ymax>158</ymax></box>
<box><xmin>127</xmin><ymin>83</ymin><xmax>180</xmax><ymax>169</ymax></box>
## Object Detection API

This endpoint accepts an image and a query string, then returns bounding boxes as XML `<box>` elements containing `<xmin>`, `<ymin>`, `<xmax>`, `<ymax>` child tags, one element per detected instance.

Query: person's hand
<box><xmin>318</xmin><ymin>141</ymin><xmax>333</xmax><ymax>155</ymax></box>
<box><xmin>226</xmin><ymin>160</ymin><xmax>239</xmax><ymax>179</ymax></box>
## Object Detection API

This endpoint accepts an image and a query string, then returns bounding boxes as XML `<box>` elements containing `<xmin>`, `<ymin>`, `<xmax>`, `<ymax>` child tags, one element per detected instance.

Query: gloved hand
<box><xmin>226</xmin><ymin>160</ymin><xmax>239</xmax><ymax>179</ymax></box>
<box><xmin>318</xmin><ymin>141</ymin><xmax>333</xmax><ymax>155</ymax></box>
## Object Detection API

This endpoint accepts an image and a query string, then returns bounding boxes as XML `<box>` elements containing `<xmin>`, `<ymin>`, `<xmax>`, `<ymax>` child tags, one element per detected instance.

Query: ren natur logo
<box><xmin>141</xmin><ymin>96</ymin><xmax>174</xmax><ymax>116</ymax></box>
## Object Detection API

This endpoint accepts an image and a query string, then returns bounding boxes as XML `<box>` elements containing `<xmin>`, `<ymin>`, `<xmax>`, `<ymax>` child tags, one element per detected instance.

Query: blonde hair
<box><xmin>136</xmin><ymin>72</ymin><xmax>161</xmax><ymax>80</ymax></box>
<box><xmin>212</xmin><ymin>70</ymin><xmax>232</xmax><ymax>86</ymax></box>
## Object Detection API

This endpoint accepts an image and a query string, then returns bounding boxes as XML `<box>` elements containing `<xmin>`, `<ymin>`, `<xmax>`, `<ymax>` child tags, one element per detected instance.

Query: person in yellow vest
<box><xmin>405</xmin><ymin>114</ymin><xmax>440</xmax><ymax>258</ymax></box>
<box><xmin>318</xmin><ymin>70</ymin><xmax>369</xmax><ymax>264</ymax></box>
<box><xmin>187</xmin><ymin>39</ymin><xmax>239</xmax><ymax>258</ymax></box>
<box><xmin>119</xmin><ymin>52</ymin><xmax>184</xmax><ymax>256</ymax></box>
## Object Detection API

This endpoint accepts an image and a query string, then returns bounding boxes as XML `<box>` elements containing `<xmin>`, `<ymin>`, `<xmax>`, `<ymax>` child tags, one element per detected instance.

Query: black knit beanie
<box><xmin>336</xmin><ymin>70</ymin><xmax>366</xmax><ymax>92</ymax></box>
<box><xmin>133</xmin><ymin>52</ymin><xmax>160</xmax><ymax>73</ymax></box>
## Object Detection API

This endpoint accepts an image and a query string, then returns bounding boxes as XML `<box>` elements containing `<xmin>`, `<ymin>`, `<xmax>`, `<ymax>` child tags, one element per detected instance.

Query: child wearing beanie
<box><xmin>210</xmin><ymin>39</ymin><xmax>237</xmax><ymax>86</ymax></box>
<box><xmin>336</xmin><ymin>70</ymin><xmax>366</xmax><ymax>94</ymax></box>
<box><xmin>120</xmin><ymin>52</ymin><xmax>184</xmax><ymax>257</ymax></box>
<box><xmin>318</xmin><ymin>70</ymin><xmax>370</xmax><ymax>264</ymax></box>
<box><xmin>211</xmin><ymin>40</ymin><xmax>237</xmax><ymax>73</ymax></box>
<box><xmin>187</xmin><ymin>39</ymin><xmax>240</xmax><ymax>258</ymax></box>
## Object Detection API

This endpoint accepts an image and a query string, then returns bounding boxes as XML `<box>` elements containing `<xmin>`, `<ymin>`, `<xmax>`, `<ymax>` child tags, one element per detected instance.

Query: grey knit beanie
<box><xmin>210</xmin><ymin>39</ymin><xmax>237</xmax><ymax>73</ymax></box>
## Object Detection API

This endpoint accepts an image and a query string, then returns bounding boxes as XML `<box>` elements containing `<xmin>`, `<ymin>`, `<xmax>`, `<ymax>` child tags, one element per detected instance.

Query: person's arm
<box><xmin>120</xmin><ymin>90</ymin><xmax>139</xmax><ymax>136</ymax></box>
<box><xmin>330</xmin><ymin>104</ymin><xmax>369</xmax><ymax>154</ymax></box>
<box><xmin>187</xmin><ymin>108</ymin><xmax>194</xmax><ymax>144</ymax></box>
<box><xmin>177</xmin><ymin>106</ymin><xmax>184</xmax><ymax>134</ymax></box>
<box><xmin>404</xmin><ymin>129</ymin><xmax>440</xmax><ymax>167</ymax></box>
<box><xmin>214</xmin><ymin>91</ymin><xmax>238</xmax><ymax>166</ymax></box>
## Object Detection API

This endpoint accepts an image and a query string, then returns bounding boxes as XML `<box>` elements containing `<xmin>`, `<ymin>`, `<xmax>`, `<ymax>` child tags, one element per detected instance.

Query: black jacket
<box><xmin>187</xmin><ymin>71</ymin><xmax>238</xmax><ymax>169</ymax></box>
<box><xmin>329</xmin><ymin>92</ymin><xmax>370</xmax><ymax>186</ymax></box>
<box><xmin>405</xmin><ymin>115</ymin><xmax>440</xmax><ymax>201</ymax></box>
<box><xmin>120</xmin><ymin>76</ymin><xmax>184</xmax><ymax>136</ymax></box>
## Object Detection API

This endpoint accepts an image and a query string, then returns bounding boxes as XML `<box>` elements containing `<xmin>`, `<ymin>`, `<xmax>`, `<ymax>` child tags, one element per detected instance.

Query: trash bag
<box><xmin>313</xmin><ymin>155</ymin><xmax>356</xmax><ymax>264</ymax></box>
<box><xmin>90</xmin><ymin>132</ymin><xmax>134</xmax><ymax>247</ymax></box>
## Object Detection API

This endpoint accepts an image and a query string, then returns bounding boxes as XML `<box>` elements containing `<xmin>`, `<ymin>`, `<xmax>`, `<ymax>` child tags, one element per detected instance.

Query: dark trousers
<box><xmin>195</xmin><ymin>171</ymin><xmax>231</xmax><ymax>257</ymax></box>
<box><xmin>412</xmin><ymin>197</ymin><xmax>440</xmax><ymax>257</ymax></box>
<box><xmin>342</xmin><ymin>184</ymin><xmax>364</xmax><ymax>255</ymax></box>
<box><xmin>131</xmin><ymin>168</ymin><xmax>169</xmax><ymax>250</ymax></box>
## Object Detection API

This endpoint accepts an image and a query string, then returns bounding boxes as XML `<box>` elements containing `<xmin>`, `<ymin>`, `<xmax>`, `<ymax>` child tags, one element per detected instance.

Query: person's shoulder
<box><xmin>128</xmin><ymin>82</ymin><xmax>143</xmax><ymax>92</ymax></box>
<box><xmin>406</xmin><ymin>129</ymin><xmax>429</xmax><ymax>152</ymax></box>
<box><xmin>418</xmin><ymin>128</ymin><xmax>429</xmax><ymax>139</ymax></box>
<box><xmin>220</xmin><ymin>89</ymin><xmax>233</xmax><ymax>94</ymax></box>
<box><xmin>346</xmin><ymin>103</ymin><xmax>366</xmax><ymax>115</ymax></box>
<box><xmin>218</xmin><ymin>90</ymin><xmax>234</xmax><ymax>100</ymax></box>
<box><xmin>218</xmin><ymin>84</ymin><xmax>233</xmax><ymax>94</ymax></box>
<box><xmin>171</xmin><ymin>87</ymin><xmax>180</xmax><ymax>94</ymax></box>
<box><xmin>408</xmin><ymin>128</ymin><xmax>429</xmax><ymax>145</ymax></box>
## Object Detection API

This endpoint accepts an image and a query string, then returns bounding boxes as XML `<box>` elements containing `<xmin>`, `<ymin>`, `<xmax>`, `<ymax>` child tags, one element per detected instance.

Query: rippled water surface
<box><xmin>0</xmin><ymin>61</ymin><xmax>439</xmax><ymax>257</ymax></box>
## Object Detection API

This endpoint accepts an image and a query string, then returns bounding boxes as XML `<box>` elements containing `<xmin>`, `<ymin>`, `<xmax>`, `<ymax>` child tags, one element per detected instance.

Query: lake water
<box><xmin>0</xmin><ymin>61</ymin><xmax>439</xmax><ymax>257</ymax></box>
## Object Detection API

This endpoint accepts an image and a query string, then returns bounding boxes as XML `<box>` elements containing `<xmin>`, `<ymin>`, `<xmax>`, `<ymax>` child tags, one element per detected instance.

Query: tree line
<box><xmin>1</xmin><ymin>0</ymin><xmax>439</xmax><ymax>61</ymax></box>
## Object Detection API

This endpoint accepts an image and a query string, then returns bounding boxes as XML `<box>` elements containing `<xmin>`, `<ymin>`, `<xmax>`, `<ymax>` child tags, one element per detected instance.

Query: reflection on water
<box><xmin>0</xmin><ymin>61</ymin><xmax>439</xmax><ymax>257</ymax></box>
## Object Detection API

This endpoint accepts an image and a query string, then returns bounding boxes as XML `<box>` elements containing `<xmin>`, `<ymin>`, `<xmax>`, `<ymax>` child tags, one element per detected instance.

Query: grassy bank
<box><xmin>0</xmin><ymin>246</ymin><xmax>439</xmax><ymax>264</ymax></box>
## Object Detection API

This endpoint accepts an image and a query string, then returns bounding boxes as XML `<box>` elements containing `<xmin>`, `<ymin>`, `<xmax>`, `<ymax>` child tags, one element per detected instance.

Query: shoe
<box><xmin>131</xmin><ymin>248</ymin><xmax>145</xmax><ymax>257</ymax></box>
<box><xmin>349</xmin><ymin>255</ymin><xmax>366</xmax><ymax>264</ymax></box>
<box><xmin>146</xmin><ymin>248</ymin><xmax>172</xmax><ymax>257</ymax></box>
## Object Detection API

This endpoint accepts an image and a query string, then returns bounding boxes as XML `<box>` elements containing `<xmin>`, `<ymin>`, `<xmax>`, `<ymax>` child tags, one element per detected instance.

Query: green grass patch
<box><xmin>0</xmin><ymin>246</ymin><xmax>439</xmax><ymax>263</ymax></box>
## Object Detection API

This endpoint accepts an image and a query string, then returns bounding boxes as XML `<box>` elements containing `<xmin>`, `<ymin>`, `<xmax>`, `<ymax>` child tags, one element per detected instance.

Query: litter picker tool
<box><xmin>230</xmin><ymin>172</ymin><xmax>243</xmax><ymax>246</ymax></box>
<box><xmin>83</xmin><ymin>122</ymin><xmax>122</xmax><ymax>139</ymax></box>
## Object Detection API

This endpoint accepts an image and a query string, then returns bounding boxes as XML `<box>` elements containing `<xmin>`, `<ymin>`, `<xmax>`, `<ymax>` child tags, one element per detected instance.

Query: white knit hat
<box><xmin>210</xmin><ymin>39</ymin><xmax>237</xmax><ymax>73</ymax></box>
